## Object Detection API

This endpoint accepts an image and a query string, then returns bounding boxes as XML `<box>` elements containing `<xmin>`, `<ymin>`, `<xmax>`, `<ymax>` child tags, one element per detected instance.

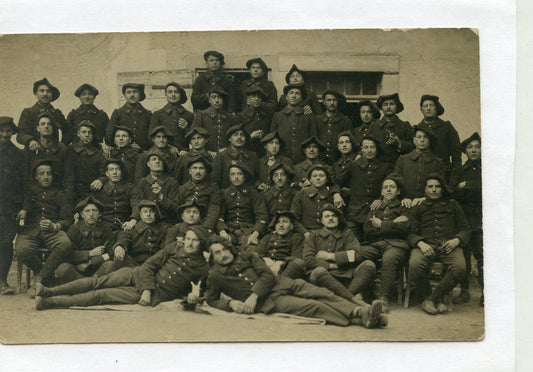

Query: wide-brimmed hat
<box><xmin>185</xmin><ymin>127</ymin><xmax>210</xmax><ymax>142</ymax></box>
<box><xmin>177</xmin><ymin>199</ymin><xmax>206</xmax><ymax>218</ymax></box>
<box><xmin>33</xmin><ymin>78</ymin><xmax>60</xmax><ymax>102</ymax></box>
<box><xmin>360</xmin><ymin>135</ymin><xmax>383</xmax><ymax>155</ymax></box>
<box><xmin>0</xmin><ymin>117</ymin><xmax>18</xmax><ymax>134</ymax></box>
<box><xmin>246</xmin><ymin>58</ymin><xmax>268</xmax><ymax>72</ymax></box>
<box><xmin>268</xmin><ymin>210</ymin><xmax>297</xmax><ymax>230</ymax></box>
<box><xmin>358</xmin><ymin>100</ymin><xmax>381</xmax><ymax>119</ymax></box>
<box><xmin>186</xmin><ymin>225</ymin><xmax>210</xmax><ymax>252</ymax></box>
<box><xmin>164</xmin><ymin>82</ymin><xmax>187</xmax><ymax>104</ymax></box>
<box><xmin>203</xmin><ymin>50</ymin><xmax>225</xmax><ymax>66</ymax></box>
<box><xmin>321</xmin><ymin>90</ymin><xmax>346</xmax><ymax>103</ymax></box>
<box><xmin>377</xmin><ymin>93</ymin><xmax>404</xmax><ymax>113</ymax></box>
<box><xmin>138</xmin><ymin>200</ymin><xmax>162</xmax><ymax>220</ymax></box>
<box><xmin>460</xmin><ymin>132</ymin><xmax>481</xmax><ymax>154</ymax></box>
<box><xmin>320</xmin><ymin>203</ymin><xmax>346</xmax><ymax>229</ymax></box>
<box><xmin>208</xmin><ymin>86</ymin><xmax>228</xmax><ymax>97</ymax></box>
<box><xmin>300</xmin><ymin>136</ymin><xmax>326</xmax><ymax>152</ymax></box>
<box><xmin>336</xmin><ymin>130</ymin><xmax>358</xmax><ymax>153</ymax></box>
<box><xmin>149</xmin><ymin>125</ymin><xmax>174</xmax><ymax>139</ymax></box>
<box><xmin>285</xmin><ymin>64</ymin><xmax>305</xmax><ymax>84</ymax></box>
<box><xmin>110</xmin><ymin>125</ymin><xmax>134</xmax><ymax>144</ymax></box>
<box><xmin>226</xmin><ymin>123</ymin><xmax>250</xmax><ymax>143</ymax></box>
<box><xmin>269</xmin><ymin>161</ymin><xmax>295</xmax><ymax>182</ymax></box>
<box><xmin>74</xmin><ymin>83</ymin><xmax>99</xmax><ymax>97</ymax></box>
<box><xmin>122</xmin><ymin>83</ymin><xmax>146</xmax><ymax>101</ymax></box>
<box><xmin>187</xmin><ymin>154</ymin><xmax>213</xmax><ymax>172</ymax></box>
<box><xmin>261</xmin><ymin>131</ymin><xmax>286</xmax><ymax>151</ymax></box>
<box><xmin>413</xmin><ymin>123</ymin><xmax>438</xmax><ymax>146</ymax></box>
<box><xmin>420</xmin><ymin>94</ymin><xmax>445</xmax><ymax>116</ymax></box>
<box><xmin>228</xmin><ymin>162</ymin><xmax>253</xmax><ymax>182</ymax></box>
<box><xmin>75</xmin><ymin>195</ymin><xmax>104</xmax><ymax>213</ymax></box>
<box><xmin>76</xmin><ymin>120</ymin><xmax>96</xmax><ymax>132</ymax></box>
<box><xmin>283</xmin><ymin>85</ymin><xmax>307</xmax><ymax>100</ymax></box>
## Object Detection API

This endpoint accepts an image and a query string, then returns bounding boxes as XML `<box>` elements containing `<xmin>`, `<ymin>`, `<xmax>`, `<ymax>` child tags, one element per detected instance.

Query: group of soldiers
<box><xmin>0</xmin><ymin>50</ymin><xmax>482</xmax><ymax>327</ymax></box>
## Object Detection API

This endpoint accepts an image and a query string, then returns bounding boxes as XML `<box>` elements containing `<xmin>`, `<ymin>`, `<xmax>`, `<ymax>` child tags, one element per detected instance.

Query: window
<box><xmin>304</xmin><ymin>71</ymin><xmax>383</xmax><ymax>99</ymax></box>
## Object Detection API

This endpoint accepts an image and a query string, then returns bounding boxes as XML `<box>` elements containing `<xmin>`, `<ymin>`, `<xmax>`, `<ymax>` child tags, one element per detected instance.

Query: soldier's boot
<box><xmin>351</xmin><ymin>300</ymin><xmax>383</xmax><ymax>328</ymax></box>
<box><xmin>309</xmin><ymin>267</ymin><xmax>353</xmax><ymax>301</ymax></box>
<box><xmin>35</xmin><ymin>292</ymin><xmax>98</xmax><ymax>310</ymax></box>
<box><xmin>37</xmin><ymin>277</ymin><xmax>96</xmax><ymax>297</ymax></box>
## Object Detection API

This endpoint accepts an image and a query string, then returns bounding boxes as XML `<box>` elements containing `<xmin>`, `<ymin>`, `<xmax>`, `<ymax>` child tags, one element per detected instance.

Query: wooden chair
<box><xmin>404</xmin><ymin>262</ymin><xmax>455</xmax><ymax>311</ymax></box>
<box><xmin>16</xmin><ymin>246</ymin><xmax>51</xmax><ymax>293</ymax></box>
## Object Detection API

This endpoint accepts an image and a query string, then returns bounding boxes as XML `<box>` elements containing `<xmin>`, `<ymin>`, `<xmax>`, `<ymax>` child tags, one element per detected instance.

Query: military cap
<box><xmin>282</xmin><ymin>84</ymin><xmax>307</xmax><ymax>99</ymax></box>
<box><xmin>306</xmin><ymin>164</ymin><xmax>332</xmax><ymax>184</ymax></box>
<box><xmin>75</xmin><ymin>195</ymin><xmax>105</xmax><ymax>213</ymax></box>
<box><xmin>187</xmin><ymin>154</ymin><xmax>213</xmax><ymax>172</ymax></box>
<box><xmin>413</xmin><ymin>123</ymin><xmax>438</xmax><ymax>144</ymax></box>
<box><xmin>104</xmin><ymin>158</ymin><xmax>129</xmax><ymax>180</ymax></box>
<box><xmin>149</xmin><ymin>125</ymin><xmax>174</xmax><ymax>139</ymax></box>
<box><xmin>177</xmin><ymin>199</ymin><xmax>206</xmax><ymax>218</ymax></box>
<box><xmin>358</xmin><ymin>100</ymin><xmax>381</xmax><ymax>119</ymax></box>
<box><xmin>336</xmin><ymin>130</ymin><xmax>358</xmax><ymax>153</ymax></box>
<box><xmin>360</xmin><ymin>135</ymin><xmax>383</xmax><ymax>155</ymax></box>
<box><xmin>145</xmin><ymin>148</ymin><xmax>169</xmax><ymax>172</ymax></box>
<box><xmin>300</xmin><ymin>136</ymin><xmax>325</xmax><ymax>152</ymax></box>
<box><xmin>246</xmin><ymin>57</ymin><xmax>268</xmax><ymax>72</ymax></box>
<box><xmin>31</xmin><ymin>159</ymin><xmax>54</xmax><ymax>177</ymax></box>
<box><xmin>164</xmin><ymin>82</ymin><xmax>187</xmax><ymax>104</ymax></box>
<box><xmin>185</xmin><ymin>127</ymin><xmax>210</xmax><ymax>142</ymax></box>
<box><xmin>383</xmin><ymin>172</ymin><xmax>406</xmax><ymax>198</ymax></box>
<box><xmin>321</xmin><ymin>90</ymin><xmax>346</xmax><ymax>102</ymax></box>
<box><xmin>284</xmin><ymin>64</ymin><xmax>305</xmax><ymax>84</ymax></box>
<box><xmin>261</xmin><ymin>131</ymin><xmax>286</xmax><ymax>151</ymax></box>
<box><xmin>74</xmin><ymin>83</ymin><xmax>99</xmax><ymax>97</ymax></box>
<box><xmin>228</xmin><ymin>162</ymin><xmax>253</xmax><ymax>181</ymax></box>
<box><xmin>186</xmin><ymin>225</ymin><xmax>210</xmax><ymax>251</ymax></box>
<box><xmin>122</xmin><ymin>83</ymin><xmax>146</xmax><ymax>101</ymax></box>
<box><xmin>320</xmin><ymin>203</ymin><xmax>346</xmax><ymax>229</ymax></box>
<box><xmin>243</xmin><ymin>85</ymin><xmax>268</xmax><ymax>100</ymax></box>
<box><xmin>0</xmin><ymin>117</ymin><xmax>17</xmax><ymax>134</ymax></box>
<box><xmin>226</xmin><ymin>123</ymin><xmax>250</xmax><ymax>142</ymax></box>
<box><xmin>33</xmin><ymin>78</ymin><xmax>60</xmax><ymax>102</ymax></box>
<box><xmin>460</xmin><ymin>132</ymin><xmax>481</xmax><ymax>154</ymax></box>
<box><xmin>268</xmin><ymin>210</ymin><xmax>297</xmax><ymax>230</ymax></box>
<box><xmin>377</xmin><ymin>93</ymin><xmax>404</xmax><ymax>113</ymax></box>
<box><xmin>420</xmin><ymin>94</ymin><xmax>445</xmax><ymax>116</ymax></box>
<box><xmin>203</xmin><ymin>51</ymin><xmax>225</xmax><ymax>66</ymax></box>
<box><xmin>77</xmin><ymin>120</ymin><xmax>96</xmax><ymax>132</ymax></box>
<box><xmin>269</xmin><ymin>161</ymin><xmax>295</xmax><ymax>182</ymax></box>
<box><xmin>208</xmin><ymin>86</ymin><xmax>228</xmax><ymax>97</ymax></box>
<box><xmin>137</xmin><ymin>200</ymin><xmax>162</xmax><ymax>220</ymax></box>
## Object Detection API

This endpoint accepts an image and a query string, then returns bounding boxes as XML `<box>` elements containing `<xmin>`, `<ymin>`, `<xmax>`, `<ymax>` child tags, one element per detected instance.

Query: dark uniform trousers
<box><xmin>0</xmin><ymin>216</ymin><xmax>18</xmax><ymax>283</ymax></box>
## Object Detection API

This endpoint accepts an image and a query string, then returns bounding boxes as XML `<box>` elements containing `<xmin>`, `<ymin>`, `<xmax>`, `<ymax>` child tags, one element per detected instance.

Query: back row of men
<box><xmin>0</xmin><ymin>50</ymin><xmax>482</xmax><ymax>323</ymax></box>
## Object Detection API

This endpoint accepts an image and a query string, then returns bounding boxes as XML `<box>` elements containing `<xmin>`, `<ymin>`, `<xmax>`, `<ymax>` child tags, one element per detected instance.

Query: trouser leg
<box><xmin>309</xmin><ymin>267</ymin><xmax>353</xmax><ymax>301</ymax></box>
<box><xmin>55</xmin><ymin>263</ymin><xmax>84</xmax><ymax>284</ymax></box>
<box><xmin>347</xmin><ymin>260</ymin><xmax>376</xmax><ymax>295</ymax></box>
<box><xmin>15</xmin><ymin>233</ymin><xmax>43</xmax><ymax>273</ymax></box>
<box><xmin>39</xmin><ymin>231</ymin><xmax>72</xmax><ymax>281</ymax></box>
<box><xmin>360</xmin><ymin>244</ymin><xmax>381</xmax><ymax>262</ymax></box>
<box><xmin>94</xmin><ymin>260</ymin><xmax>116</xmax><ymax>277</ymax></box>
<box><xmin>459</xmin><ymin>242</ymin><xmax>472</xmax><ymax>292</ymax></box>
<box><xmin>0</xmin><ymin>217</ymin><xmax>17</xmax><ymax>283</ymax></box>
<box><xmin>471</xmin><ymin>231</ymin><xmax>484</xmax><ymax>291</ymax></box>
<box><xmin>282</xmin><ymin>258</ymin><xmax>306</xmax><ymax>279</ymax></box>
<box><xmin>408</xmin><ymin>248</ymin><xmax>433</xmax><ymax>300</ymax></box>
<box><xmin>380</xmin><ymin>246</ymin><xmax>406</xmax><ymax>299</ymax></box>
<box><xmin>432</xmin><ymin>248</ymin><xmax>466</xmax><ymax>302</ymax></box>
<box><xmin>47</xmin><ymin>267</ymin><xmax>135</xmax><ymax>296</ymax></box>
<box><xmin>40</xmin><ymin>286</ymin><xmax>140</xmax><ymax>309</ymax></box>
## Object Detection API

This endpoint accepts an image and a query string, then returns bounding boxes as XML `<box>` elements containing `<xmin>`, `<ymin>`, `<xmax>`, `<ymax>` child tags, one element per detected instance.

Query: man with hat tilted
<box><xmin>107</xmin><ymin>125</ymin><xmax>142</xmax><ymax>184</ymax></box>
<box><xmin>191</xmin><ymin>85</ymin><xmax>237</xmax><ymax>152</ymax></box>
<box><xmin>191</xmin><ymin>51</ymin><xmax>237</xmax><ymax>113</ymax></box>
<box><xmin>278</xmin><ymin>64</ymin><xmax>322</xmax><ymax>114</ymax></box>
<box><xmin>149</xmin><ymin>82</ymin><xmax>194</xmax><ymax>152</ymax></box>
<box><xmin>66</xmin><ymin>83</ymin><xmax>109</xmax><ymax>143</ymax></box>
<box><xmin>55</xmin><ymin>196</ymin><xmax>116</xmax><ymax>284</ymax></box>
<box><xmin>0</xmin><ymin>117</ymin><xmax>25</xmax><ymax>294</ymax></box>
<box><xmin>240</xmin><ymin>58</ymin><xmax>278</xmax><ymax>111</ymax></box>
<box><xmin>256</xmin><ymin>131</ymin><xmax>293</xmax><ymax>191</ymax></box>
<box><xmin>293</xmin><ymin>136</ymin><xmax>331</xmax><ymax>189</ymax></box>
<box><xmin>134</xmin><ymin>125</ymin><xmax>178</xmax><ymax>180</ymax></box>
<box><xmin>236</xmin><ymin>85</ymin><xmax>274</xmax><ymax>153</ymax></box>
<box><xmin>106</xmin><ymin>83</ymin><xmax>152</xmax><ymax>150</ymax></box>
<box><xmin>262</xmin><ymin>161</ymin><xmax>297</xmax><ymax>217</ymax></box>
<box><xmin>174</xmin><ymin>127</ymin><xmax>214</xmax><ymax>184</ymax></box>
<box><xmin>18</xmin><ymin>78</ymin><xmax>70</xmax><ymax>148</ymax></box>
<box><xmin>211</xmin><ymin>123</ymin><xmax>259</xmax><ymax>189</ymax></box>
<box><xmin>164</xmin><ymin>199</ymin><xmax>208</xmax><ymax>247</ymax></box>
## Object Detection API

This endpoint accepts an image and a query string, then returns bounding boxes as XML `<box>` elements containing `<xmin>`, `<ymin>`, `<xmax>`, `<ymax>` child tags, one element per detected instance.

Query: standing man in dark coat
<box><xmin>174</xmin><ymin>127</ymin><xmax>214</xmax><ymax>184</ymax></box>
<box><xmin>66</xmin><ymin>83</ymin><xmax>109</xmax><ymax>143</ymax></box>
<box><xmin>236</xmin><ymin>86</ymin><xmax>274</xmax><ymax>153</ymax></box>
<box><xmin>0</xmin><ymin>117</ymin><xmax>25</xmax><ymax>294</ymax></box>
<box><xmin>240</xmin><ymin>58</ymin><xmax>278</xmax><ymax>111</ymax></box>
<box><xmin>353</xmin><ymin>100</ymin><xmax>381</xmax><ymax>146</ymax></box>
<box><xmin>191</xmin><ymin>51</ymin><xmax>237</xmax><ymax>113</ymax></box>
<box><xmin>278</xmin><ymin>64</ymin><xmax>322</xmax><ymax>114</ymax></box>
<box><xmin>18</xmin><ymin>78</ymin><xmax>70</xmax><ymax>147</ymax></box>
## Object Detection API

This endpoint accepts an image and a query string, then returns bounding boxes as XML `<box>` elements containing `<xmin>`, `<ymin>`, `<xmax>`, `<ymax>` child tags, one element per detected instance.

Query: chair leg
<box><xmin>404</xmin><ymin>269</ymin><xmax>411</xmax><ymax>308</ymax></box>
<box><xmin>17</xmin><ymin>258</ymin><xmax>23</xmax><ymax>293</ymax></box>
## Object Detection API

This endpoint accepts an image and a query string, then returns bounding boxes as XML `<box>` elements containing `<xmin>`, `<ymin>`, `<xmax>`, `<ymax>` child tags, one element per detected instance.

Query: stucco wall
<box><xmin>0</xmin><ymin>28</ymin><xmax>479</xmax><ymax>142</ymax></box>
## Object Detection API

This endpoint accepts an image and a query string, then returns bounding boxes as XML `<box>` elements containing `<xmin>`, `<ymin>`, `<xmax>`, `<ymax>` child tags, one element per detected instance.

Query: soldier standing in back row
<box><xmin>66</xmin><ymin>84</ymin><xmax>109</xmax><ymax>143</ymax></box>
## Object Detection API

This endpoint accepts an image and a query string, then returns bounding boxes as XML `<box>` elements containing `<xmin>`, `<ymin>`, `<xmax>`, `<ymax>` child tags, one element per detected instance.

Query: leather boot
<box><xmin>310</xmin><ymin>267</ymin><xmax>353</xmax><ymax>301</ymax></box>
<box><xmin>352</xmin><ymin>300</ymin><xmax>383</xmax><ymax>328</ymax></box>
<box><xmin>35</xmin><ymin>292</ymin><xmax>97</xmax><ymax>310</ymax></box>
<box><xmin>45</xmin><ymin>277</ymin><xmax>96</xmax><ymax>296</ymax></box>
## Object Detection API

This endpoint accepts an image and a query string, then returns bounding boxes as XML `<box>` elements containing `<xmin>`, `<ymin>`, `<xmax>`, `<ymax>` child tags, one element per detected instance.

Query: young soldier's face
<box><xmin>264</xmin><ymin>138</ymin><xmax>280</xmax><ymax>156</ymax></box>
<box><xmin>77</xmin><ymin>126</ymin><xmax>94</xmax><ymax>145</ymax></box>
<box><xmin>323</xmin><ymin>94</ymin><xmax>338</xmax><ymax>112</ymax></box>
<box><xmin>229</xmin><ymin>167</ymin><xmax>245</xmax><ymax>186</ymax></box>
<box><xmin>124</xmin><ymin>88</ymin><xmax>140</xmax><ymax>105</ymax></box>
<box><xmin>0</xmin><ymin>127</ymin><xmax>14</xmax><ymax>144</ymax></box>
<box><xmin>81</xmin><ymin>203</ymin><xmax>101</xmax><ymax>226</ymax></box>
<box><xmin>140</xmin><ymin>206</ymin><xmax>157</xmax><ymax>224</ymax></box>
<box><xmin>152</xmin><ymin>132</ymin><xmax>169</xmax><ymax>149</ymax></box>
<box><xmin>37</xmin><ymin>117</ymin><xmax>54</xmax><ymax>137</ymax></box>
<box><xmin>421</xmin><ymin>100</ymin><xmax>438</xmax><ymax>119</ymax></box>
<box><xmin>165</xmin><ymin>86</ymin><xmax>181</xmax><ymax>104</ymax></box>
<box><xmin>286</xmin><ymin>88</ymin><xmax>303</xmax><ymax>106</ymax></box>
<box><xmin>381</xmin><ymin>99</ymin><xmax>397</xmax><ymax>116</ymax></box>
<box><xmin>304</xmin><ymin>143</ymin><xmax>319</xmax><ymax>160</ymax></box>
<box><xmin>413</xmin><ymin>130</ymin><xmax>430</xmax><ymax>151</ymax></box>
<box><xmin>106</xmin><ymin>163</ymin><xmax>123</xmax><ymax>183</ymax></box>
<box><xmin>35</xmin><ymin>165</ymin><xmax>53</xmax><ymax>188</ymax></box>
<box><xmin>275</xmin><ymin>216</ymin><xmax>293</xmax><ymax>236</ymax></box>
<box><xmin>79</xmin><ymin>90</ymin><xmax>96</xmax><ymax>105</ymax></box>
<box><xmin>182</xmin><ymin>207</ymin><xmax>201</xmax><ymax>225</ymax></box>
<box><xmin>147</xmin><ymin>155</ymin><xmax>164</xmax><ymax>172</ymax></box>
<box><xmin>249</xmin><ymin>63</ymin><xmax>264</xmax><ymax>79</ymax></box>
<box><xmin>35</xmin><ymin>85</ymin><xmax>53</xmax><ymax>105</ymax></box>
<box><xmin>229</xmin><ymin>130</ymin><xmax>246</xmax><ymax>148</ymax></box>
<box><xmin>321</xmin><ymin>210</ymin><xmax>339</xmax><ymax>229</ymax></box>
<box><xmin>210</xmin><ymin>243</ymin><xmax>234</xmax><ymax>266</ymax></box>
<box><xmin>361</xmin><ymin>139</ymin><xmax>377</xmax><ymax>160</ymax></box>
<box><xmin>272</xmin><ymin>169</ymin><xmax>288</xmax><ymax>189</ymax></box>
<box><xmin>187</xmin><ymin>135</ymin><xmax>205</xmax><ymax>152</ymax></box>
<box><xmin>425</xmin><ymin>179</ymin><xmax>443</xmax><ymax>200</ymax></box>
<box><xmin>466</xmin><ymin>140</ymin><xmax>481</xmax><ymax>161</ymax></box>
<box><xmin>337</xmin><ymin>135</ymin><xmax>353</xmax><ymax>155</ymax></box>
<box><xmin>309</xmin><ymin>169</ymin><xmax>327</xmax><ymax>189</ymax></box>
<box><xmin>114</xmin><ymin>130</ymin><xmax>131</xmax><ymax>148</ymax></box>
<box><xmin>360</xmin><ymin>105</ymin><xmax>375</xmax><ymax>124</ymax></box>
<box><xmin>208</xmin><ymin>93</ymin><xmax>224</xmax><ymax>110</ymax></box>
<box><xmin>246</xmin><ymin>93</ymin><xmax>263</xmax><ymax>109</ymax></box>
<box><xmin>184</xmin><ymin>230</ymin><xmax>202</xmax><ymax>254</ymax></box>
<box><xmin>206</xmin><ymin>56</ymin><xmax>221</xmax><ymax>72</ymax></box>
<box><xmin>289</xmin><ymin>71</ymin><xmax>304</xmax><ymax>85</ymax></box>
<box><xmin>381</xmin><ymin>179</ymin><xmax>400</xmax><ymax>201</ymax></box>
<box><xmin>189</xmin><ymin>162</ymin><xmax>207</xmax><ymax>182</ymax></box>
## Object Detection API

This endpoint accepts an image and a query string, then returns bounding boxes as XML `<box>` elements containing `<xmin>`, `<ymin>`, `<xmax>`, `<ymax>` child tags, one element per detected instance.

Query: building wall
<box><xmin>0</xmin><ymin>28</ymin><xmax>480</xmax><ymax>143</ymax></box>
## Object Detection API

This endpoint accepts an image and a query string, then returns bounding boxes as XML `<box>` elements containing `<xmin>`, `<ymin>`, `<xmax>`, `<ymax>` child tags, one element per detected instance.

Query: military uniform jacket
<box><xmin>107</xmin><ymin>103</ymin><xmax>152</xmax><ymax>150</ymax></box>
<box><xmin>394</xmin><ymin>150</ymin><xmax>447</xmax><ymax>199</ymax></box>
<box><xmin>316</xmin><ymin>112</ymin><xmax>352</xmax><ymax>165</ymax></box>
<box><xmin>303</xmin><ymin>227</ymin><xmax>362</xmax><ymax>279</ymax></box>
<box><xmin>191</xmin><ymin>70</ymin><xmax>237</xmax><ymax>113</ymax></box>
<box><xmin>263</xmin><ymin>185</ymin><xmax>297</xmax><ymax>218</ymax></box>
<box><xmin>450</xmin><ymin>159</ymin><xmax>482</xmax><ymax>232</ymax></box>
<box><xmin>235</xmin><ymin>106</ymin><xmax>274</xmax><ymax>152</ymax></box>
<box><xmin>278</xmin><ymin>87</ymin><xmax>323</xmax><ymax>114</ymax></box>
<box><xmin>367</xmin><ymin>115</ymin><xmax>414</xmax><ymax>165</ymax></box>
<box><xmin>17</xmin><ymin>103</ymin><xmax>70</xmax><ymax>146</ymax></box>
<box><xmin>21</xmin><ymin>185</ymin><xmax>73</xmax><ymax>234</ymax></box>
<box><xmin>130</xmin><ymin>174</ymin><xmax>180</xmax><ymax>223</ymax></box>
<box><xmin>175</xmin><ymin>180</ymin><xmax>221</xmax><ymax>231</ymax></box>
<box><xmin>217</xmin><ymin>184</ymin><xmax>268</xmax><ymax>236</ymax></box>
<box><xmin>348</xmin><ymin>157</ymin><xmax>393</xmax><ymax>208</ymax></box>
<box><xmin>407</xmin><ymin>198</ymin><xmax>471</xmax><ymax>249</ymax></box>
<box><xmin>333</xmin><ymin>153</ymin><xmax>356</xmax><ymax>189</ymax></box>
<box><xmin>174</xmin><ymin>149</ymin><xmax>214</xmax><ymax>185</ymax></box>
<box><xmin>211</xmin><ymin>147</ymin><xmax>259</xmax><ymax>189</ymax></box>
<box><xmin>353</xmin><ymin>122</ymin><xmax>373</xmax><ymax>149</ymax></box>
<box><xmin>109</xmin><ymin>145</ymin><xmax>141</xmax><ymax>184</ymax></box>
<box><xmin>163</xmin><ymin>222</ymin><xmax>199</xmax><ymax>247</ymax></box>
<box><xmin>240</xmin><ymin>78</ymin><xmax>278</xmax><ymax>111</ymax></box>
<box><xmin>253</xmin><ymin>231</ymin><xmax>305</xmax><ymax>261</ymax></box>
<box><xmin>149</xmin><ymin>104</ymin><xmax>194</xmax><ymax>151</ymax></box>
<box><xmin>134</xmin><ymin>146</ymin><xmax>178</xmax><ymax>181</ymax></box>
<box><xmin>66</xmin><ymin>142</ymin><xmax>106</xmax><ymax>199</ymax></box>
<box><xmin>66</xmin><ymin>220</ymin><xmax>116</xmax><ymax>263</ymax></box>
<box><xmin>92</xmin><ymin>181</ymin><xmax>133</xmax><ymax>228</ymax></box>
<box><xmin>134</xmin><ymin>244</ymin><xmax>209</xmax><ymax>306</ymax></box>
<box><xmin>257</xmin><ymin>155</ymin><xmax>293</xmax><ymax>187</ymax></box>
<box><xmin>363</xmin><ymin>199</ymin><xmax>410</xmax><ymax>250</ymax></box>
<box><xmin>290</xmin><ymin>186</ymin><xmax>335</xmax><ymax>233</ymax></box>
<box><xmin>114</xmin><ymin>220</ymin><xmax>170</xmax><ymax>265</ymax></box>
<box><xmin>0</xmin><ymin>142</ymin><xmax>25</xmax><ymax>216</ymax></box>
<box><xmin>206</xmin><ymin>251</ymin><xmax>276</xmax><ymax>312</ymax></box>
<box><xmin>66</xmin><ymin>104</ymin><xmax>109</xmax><ymax>142</ymax></box>
<box><xmin>191</xmin><ymin>107</ymin><xmax>236</xmax><ymax>152</ymax></box>
<box><xmin>416</xmin><ymin>117</ymin><xmax>461</xmax><ymax>168</ymax></box>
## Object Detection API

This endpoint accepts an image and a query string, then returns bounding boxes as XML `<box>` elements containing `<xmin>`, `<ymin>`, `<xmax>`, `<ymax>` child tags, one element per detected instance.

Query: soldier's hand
<box><xmin>178</xmin><ymin>150</ymin><xmax>188</xmax><ymax>157</ymax></box>
<box><xmin>386</xmin><ymin>132</ymin><xmax>400</xmax><ymax>145</ymax></box>
<box><xmin>370</xmin><ymin>199</ymin><xmax>383</xmax><ymax>211</ymax></box>
<box><xmin>243</xmin><ymin>293</ymin><xmax>258</xmax><ymax>314</ymax></box>
<box><xmin>316</xmin><ymin>251</ymin><xmax>332</xmax><ymax>260</ymax></box>
<box><xmin>247</xmin><ymin>232</ymin><xmax>259</xmax><ymax>246</ymax></box>
<box><xmin>458</xmin><ymin>181</ymin><xmax>467</xmax><ymax>189</ymax></box>
<box><xmin>169</xmin><ymin>145</ymin><xmax>180</xmax><ymax>158</ymax></box>
<box><xmin>208</xmin><ymin>151</ymin><xmax>217</xmax><ymax>159</ymax></box>
<box><xmin>411</xmin><ymin>197</ymin><xmax>426</xmax><ymax>207</ymax></box>
<box><xmin>114</xmin><ymin>246</ymin><xmax>126</xmax><ymax>261</ymax></box>
<box><xmin>441</xmin><ymin>238</ymin><xmax>460</xmax><ymax>255</ymax></box>
<box><xmin>138</xmin><ymin>290</ymin><xmax>151</xmax><ymax>306</ymax></box>
<box><xmin>370</xmin><ymin>215</ymin><xmax>382</xmax><ymax>228</ymax></box>
<box><xmin>401</xmin><ymin>198</ymin><xmax>413</xmax><ymax>208</ymax></box>
<box><xmin>303</xmin><ymin>105</ymin><xmax>313</xmax><ymax>115</ymax></box>
<box><xmin>250</xmin><ymin>129</ymin><xmax>263</xmax><ymax>139</ymax></box>
<box><xmin>178</xmin><ymin>118</ymin><xmax>188</xmax><ymax>129</ymax></box>
<box><xmin>229</xmin><ymin>300</ymin><xmax>245</xmax><ymax>313</ymax></box>
<box><xmin>393</xmin><ymin>215</ymin><xmax>408</xmax><ymax>223</ymax></box>
<box><xmin>131</xmin><ymin>143</ymin><xmax>142</xmax><ymax>151</ymax></box>
<box><xmin>39</xmin><ymin>219</ymin><xmax>56</xmax><ymax>231</ymax></box>
<box><xmin>220</xmin><ymin>230</ymin><xmax>232</xmax><ymax>242</ymax></box>
<box><xmin>418</xmin><ymin>241</ymin><xmax>435</xmax><ymax>257</ymax></box>
<box><xmin>28</xmin><ymin>140</ymin><xmax>40</xmax><ymax>152</ymax></box>
<box><xmin>16</xmin><ymin>210</ymin><xmax>27</xmax><ymax>221</ymax></box>
<box><xmin>333</xmin><ymin>193</ymin><xmax>346</xmax><ymax>208</ymax></box>
<box><xmin>304</xmin><ymin>231</ymin><xmax>311</xmax><ymax>239</ymax></box>
<box><xmin>90</xmin><ymin>179</ymin><xmax>103</xmax><ymax>191</ymax></box>
<box><xmin>89</xmin><ymin>246</ymin><xmax>105</xmax><ymax>257</ymax></box>
<box><xmin>123</xmin><ymin>219</ymin><xmax>137</xmax><ymax>231</ymax></box>
<box><xmin>187</xmin><ymin>281</ymin><xmax>202</xmax><ymax>304</ymax></box>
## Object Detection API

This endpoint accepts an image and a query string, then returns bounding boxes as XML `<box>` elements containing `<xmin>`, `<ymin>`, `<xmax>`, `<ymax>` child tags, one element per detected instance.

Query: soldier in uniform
<box><xmin>278</xmin><ymin>64</ymin><xmax>322</xmax><ymax>114</ymax></box>
<box><xmin>240</xmin><ymin>58</ymin><xmax>278</xmax><ymax>111</ymax></box>
<box><xmin>353</xmin><ymin>100</ymin><xmax>380</xmax><ymax>146</ymax></box>
<box><xmin>66</xmin><ymin>83</ymin><xmax>109</xmax><ymax>143</ymax></box>
<box><xmin>108</xmin><ymin>125</ymin><xmax>142</xmax><ymax>184</ymax></box>
<box><xmin>293</xmin><ymin>136</ymin><xmax>329</xmax><ymax>189</ymax></box>
<box><xmin>263</xmin><ymin>162</ymin><xmax>297</xmax><ymax>217</ymax></box>
<box><xmin>164</xmin><ymin>199</ymin><xmax>206</xmax><ymax>247</ymax></box>
<box><xmin>332</xmin><ymin>130</ymin><xmax>358</xmax><ymax>191</ymax></box>
<box><xmin>134</xmin><ymin>126</ymin><xmax>179</xmax><ymax>180</ymax></box>
<box><xmin>236</xmin><ymin>86</ymin><xmax>274</xmax><ymax>153</ymax></box>
<box><xmin>256</xmin><ymin>131</ymin><xmax>293</xmax><ymax>191</ymax></box>
<box><xmin>174</xmin><ymin>127</ymin><xmax>214</xmax><ymax>185</ymax></box>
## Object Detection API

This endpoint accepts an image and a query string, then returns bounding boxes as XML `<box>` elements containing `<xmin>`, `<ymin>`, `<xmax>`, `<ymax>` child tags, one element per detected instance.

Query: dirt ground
<box><xmin>0</xmin><ymin>259</ymin><xmax>484</xmax><ymax>344</ymax></box>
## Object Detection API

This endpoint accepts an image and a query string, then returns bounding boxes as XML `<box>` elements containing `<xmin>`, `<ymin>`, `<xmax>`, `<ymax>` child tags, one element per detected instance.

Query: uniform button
<box><xmin>162</xmin><ymin>280</ymin><xmax>166</xmax><ymax>283</ymax></box>
<box><xmin>238</xmin><ymin>273</ymin><xmax>243</xmax><ymax>277</ymax></box>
